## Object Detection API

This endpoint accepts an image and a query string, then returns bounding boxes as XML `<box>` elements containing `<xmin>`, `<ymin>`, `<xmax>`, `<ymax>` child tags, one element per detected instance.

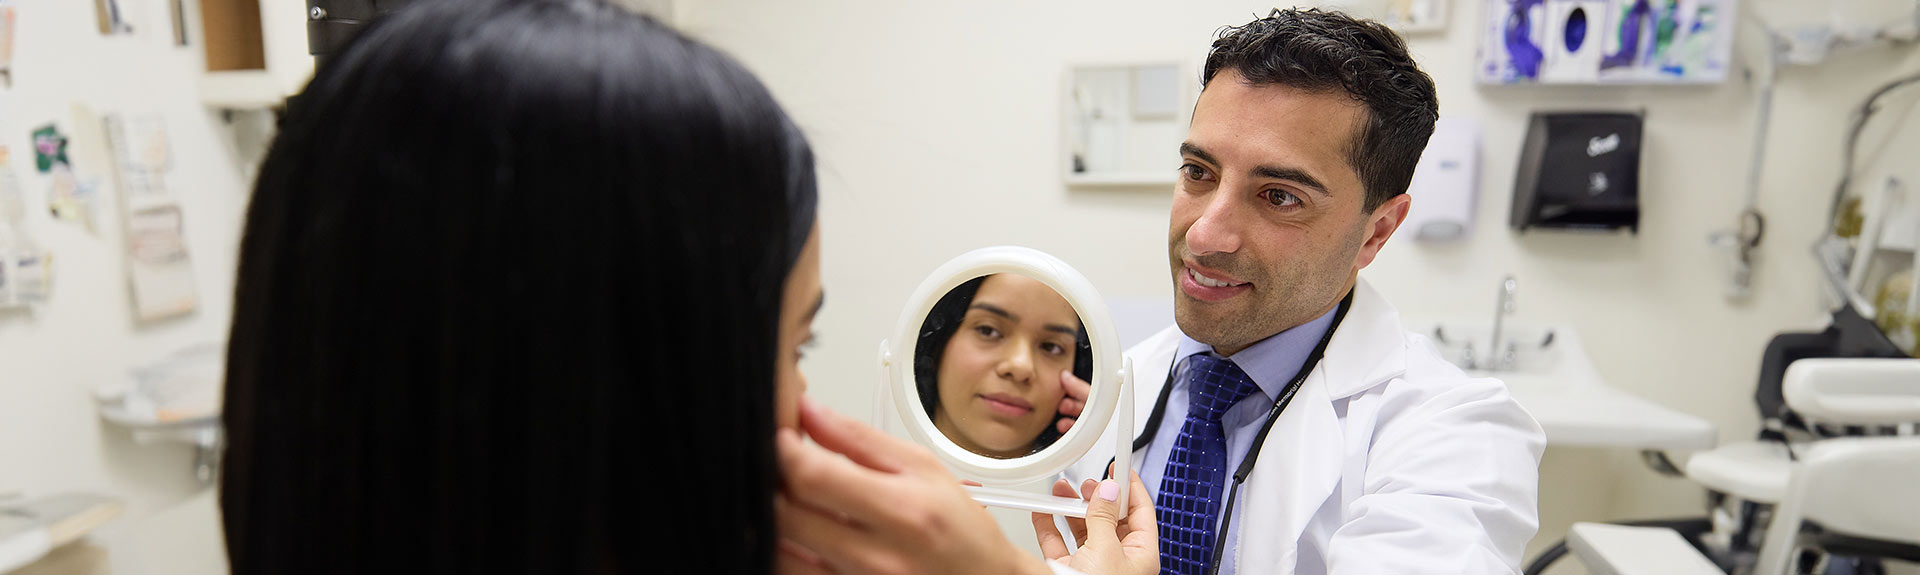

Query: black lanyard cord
<box><xmin>1102</xmin><ymin>292</ymin><xmax>1354</xmax><ymax>575</ymax></box>
<box><xmin>1205</xmin><ymin>292</ymin><xmax>1352</xmax><ymax>575</ymax></box>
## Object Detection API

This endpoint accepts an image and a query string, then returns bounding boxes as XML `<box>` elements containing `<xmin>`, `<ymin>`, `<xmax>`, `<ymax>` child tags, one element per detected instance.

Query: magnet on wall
<box><xmin>32</xmin><ymin>126</ymin><xmax>69</xmax><ymax>173</ymax></box>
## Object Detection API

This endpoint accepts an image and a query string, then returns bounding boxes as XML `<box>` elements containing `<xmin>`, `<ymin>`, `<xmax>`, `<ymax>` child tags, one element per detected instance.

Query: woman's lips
<box><xmin>978</xmin><ymin>393</ymin><xmax>1034</xmax><ymax>417</ymax></box>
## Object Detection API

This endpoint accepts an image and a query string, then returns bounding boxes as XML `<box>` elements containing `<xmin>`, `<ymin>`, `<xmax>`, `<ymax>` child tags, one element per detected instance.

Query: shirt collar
<box><xmin>1173</xmin><ymin>305</ymin><xmax>1340</xmax><ymax>401</ymax></box>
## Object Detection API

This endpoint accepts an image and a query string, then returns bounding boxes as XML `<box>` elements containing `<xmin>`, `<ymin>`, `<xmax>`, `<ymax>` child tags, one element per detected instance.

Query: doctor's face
<box><xmin>931</xmin><ymin>274</ymin><xmax>1077</xmax><ymax>459</ymax></box>
<box><xmin>777</xmin><ymin>223</ymin><xmax>822</xmax><ymax>429</ymax></box>
<box><xmin>1170</xmin><ymin>70</ymin><xmax>1409</xmax><ymax>355</ymax></box>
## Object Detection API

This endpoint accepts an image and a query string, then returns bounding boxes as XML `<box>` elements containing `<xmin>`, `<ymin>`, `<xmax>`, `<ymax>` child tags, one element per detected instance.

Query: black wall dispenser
<box><xmin>1510</xmin><ymin>111</ymin><xmax>1644</xmax><ymax>233</ymax></box>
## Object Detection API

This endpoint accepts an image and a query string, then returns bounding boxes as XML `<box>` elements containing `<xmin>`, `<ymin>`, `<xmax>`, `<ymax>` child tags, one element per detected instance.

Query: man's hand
<box><xmin>775</xmin><ymin>397</ymin><xmax>1051</xmax><ymax>575</ymax></box>
<box><xmin>1032</xmin><ymin>471</ymin><xmax>1159</xmax><ymax>575</ymax></box>
<box><xmin>1055</xmin><ymin>370</ymin><xmax>1092</xmax><ymax>434</ymax></box>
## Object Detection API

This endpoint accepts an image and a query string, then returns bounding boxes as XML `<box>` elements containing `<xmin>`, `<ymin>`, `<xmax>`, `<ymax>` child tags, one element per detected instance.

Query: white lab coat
<box><xmin>1068</xmin><ymin>278</ymin><xmax>1546</xmax><ymax>575</ymax></box>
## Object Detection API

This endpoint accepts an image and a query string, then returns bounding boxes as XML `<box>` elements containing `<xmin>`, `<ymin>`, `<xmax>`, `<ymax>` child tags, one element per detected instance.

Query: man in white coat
<box><xmin>1061</xmin><ymin>9</ymin><xmax>1546</xmax><ymax>575</ymax></box>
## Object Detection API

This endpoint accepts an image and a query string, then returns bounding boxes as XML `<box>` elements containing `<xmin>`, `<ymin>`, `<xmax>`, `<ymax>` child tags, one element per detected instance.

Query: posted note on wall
<box><xmin>124</xmin><ymin>204</ymin><xmax>195</xmax><ymax>320</ymax></box>
<box><xmin>106</xmin><ymin>113</ymin><xmax>196</xmax><ymax>322</ymax></box>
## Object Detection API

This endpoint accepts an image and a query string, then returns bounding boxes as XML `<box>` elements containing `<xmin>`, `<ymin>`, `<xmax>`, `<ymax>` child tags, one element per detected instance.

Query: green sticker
<box><xmin>32</xmin><ymin>125</ymin><xmax>69</xmax><ymax>173</ymax></box>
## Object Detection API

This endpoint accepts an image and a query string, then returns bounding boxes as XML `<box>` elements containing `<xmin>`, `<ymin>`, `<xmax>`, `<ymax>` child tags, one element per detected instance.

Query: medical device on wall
<box><xmin>93</xmin><ymin>342</ymin><xmax>226</xmax><ymax>484</ymax></box>
<box><xmin>878</xmin><ymin>247</ymin><xmax>1133</xmax><ymax>518</ymax></box>
<box><xmin>1709</xmin><ymin>1</ymin><xmax>1920</xmax><ymax>301</ymax></box>
<box><xmin>1404</xmin><ymin>117</ymin><xmax>1483</xmax><ymax>241</ymax></box>
<box><xmin>1510</xmin><ymin>111</ymin><xmax>1643</xmax><ymax>233</ymax></box>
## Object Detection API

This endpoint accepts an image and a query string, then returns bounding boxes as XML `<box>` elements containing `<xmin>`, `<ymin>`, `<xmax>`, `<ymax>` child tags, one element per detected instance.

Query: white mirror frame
<box><xmin>878</xmin><ymin>246</ymin><xmax>1133</xmax><ymax>517</ymax></box>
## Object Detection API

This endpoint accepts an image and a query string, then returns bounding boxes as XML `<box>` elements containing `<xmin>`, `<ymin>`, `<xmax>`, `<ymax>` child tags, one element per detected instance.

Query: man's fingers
<box><xmin>1046</xmin><ymin>479</ymin><xmax>1089</xmax><ymax>545</ymax></box>
<box><xmin>776</xmin><ymin>428</ymin><xmax>916</xmax><ymax>527</ymax></box>
<box><xmin>797</xmin><ymin>396</ymin><xmax>933</xmax><ymax>475</ymax></box>
<box><xmin>1061</xmin><ymin>370</ymin><xmax>1091</xmax><ymax>401</ymax></box>
<box><xmin>775</xmin><ymin>496</ymin><xmax>872</xmax><ymax>573</ymax></box>
<box><xmin>776</xmin><ymin>539</ymin><xmax>837</xmax><ymax>575</ymax></box>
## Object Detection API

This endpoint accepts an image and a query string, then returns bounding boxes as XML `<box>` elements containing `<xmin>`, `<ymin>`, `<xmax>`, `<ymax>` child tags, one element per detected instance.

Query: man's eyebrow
<box><xmin>1251</xmin><ymin>165</ymin><xmax>1332</xmax><ymax>198</ymax></box>
<box><xmin>1183</xmin><ymin>142</ymin><xmax>1334</xmax><ymax>198</ymax></box>
<box><xmin>1179</xmin><ymin>142</ymin><xmax>1217</xmax><ymax>166</ymax></box>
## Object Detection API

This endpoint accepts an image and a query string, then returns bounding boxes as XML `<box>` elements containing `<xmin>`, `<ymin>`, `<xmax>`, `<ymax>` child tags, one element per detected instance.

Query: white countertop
<box><xmin>1411</xmin><ymin>319</ymin><xmax>1718</xmax><ymax>452</ymax></box>
<box><xmin>1504</xmin><ymin>379</ymin><xmax>1719</xmax><ymax>451</ymax></box>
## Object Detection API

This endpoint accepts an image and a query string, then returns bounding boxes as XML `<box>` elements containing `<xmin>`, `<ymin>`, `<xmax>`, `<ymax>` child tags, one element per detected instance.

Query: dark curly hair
<box><xmin>1202</xmin><ymin>8</ymin><xmax>1439</xmax><ymax>212</ymax></box>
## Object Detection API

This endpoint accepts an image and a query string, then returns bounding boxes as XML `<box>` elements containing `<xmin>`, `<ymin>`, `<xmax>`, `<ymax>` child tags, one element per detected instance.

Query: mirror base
<box><xmin>963</xmin><ymin>485</ymin><xmax>1089</xmax><ymax>518</ymax></box>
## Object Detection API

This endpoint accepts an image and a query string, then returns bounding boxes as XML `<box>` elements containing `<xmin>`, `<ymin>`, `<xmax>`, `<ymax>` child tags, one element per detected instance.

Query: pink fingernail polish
<box><xmin>1097</xmin><ymin>480</ymin><xmax>1120</xmax><ymax>501</ymax></box>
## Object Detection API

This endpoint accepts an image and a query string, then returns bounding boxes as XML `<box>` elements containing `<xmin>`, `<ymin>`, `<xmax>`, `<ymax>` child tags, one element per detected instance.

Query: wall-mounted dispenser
<box><xmin>1510</xmin><ymin>111</ymin><xmax>1643</xmax><ymax>233</ymax></box>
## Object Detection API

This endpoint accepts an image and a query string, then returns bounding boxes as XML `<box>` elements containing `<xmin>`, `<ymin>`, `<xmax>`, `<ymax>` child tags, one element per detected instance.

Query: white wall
<box><xmin>681</xmin><ymin>0</ymin><xmax>1920</xmax><ymax>566</ymax></box>
<box><xmin>0</xmin><ymin>0</ymin><xmax>250</xmax><ymax>572</ymax></box>
<box><xmin>4</xmin><ymin>1</ymin><xmax>1917</xmax><ymax>573</ymax></box>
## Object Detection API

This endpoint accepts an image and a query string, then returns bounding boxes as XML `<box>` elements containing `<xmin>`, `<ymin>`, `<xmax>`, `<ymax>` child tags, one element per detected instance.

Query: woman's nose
<box><xmin>998</xmin><ymin>344</ymin><xmax>1034</xmax><ymax>384</ymax></box>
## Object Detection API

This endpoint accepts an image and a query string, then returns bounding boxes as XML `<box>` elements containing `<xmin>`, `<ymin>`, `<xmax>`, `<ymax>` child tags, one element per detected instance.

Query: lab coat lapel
<box><xmin>1234</xmin><ymin>364</ymin><xmax>1342</xmax><ymax>572</ymax></box>
<box><xmin>1234</xmin><ymin>278</ymin><xmax>1407</xmax><ymax>572</ymax></box>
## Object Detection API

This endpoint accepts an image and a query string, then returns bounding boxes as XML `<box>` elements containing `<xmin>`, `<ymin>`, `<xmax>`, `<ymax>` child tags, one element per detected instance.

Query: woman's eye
<box><xmin>1260</xmin><ymin>189</ymin><xmax>1301</xmax><ymax>207</ymax></box>
<box><xmin>974</xmin><ymin>325</ymin><xmax>1001</xmax><ymax>340</ymax></box>
<box><xmin>1041</xmin><ymin>342</ymin><xmax>1067</xmax><ymax>356</ymax></box>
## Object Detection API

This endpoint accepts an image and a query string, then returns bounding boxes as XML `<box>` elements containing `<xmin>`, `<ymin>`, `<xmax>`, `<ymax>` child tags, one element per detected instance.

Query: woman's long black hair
<box><xmin>219</xmin><ymin>0</ymin><xmax>815</xmax><ymax>573</ymax></box>
<box><xmin>913</xmin><ymin>276</ymin><xmax>1092</xmax><ymax>454</ymax></box>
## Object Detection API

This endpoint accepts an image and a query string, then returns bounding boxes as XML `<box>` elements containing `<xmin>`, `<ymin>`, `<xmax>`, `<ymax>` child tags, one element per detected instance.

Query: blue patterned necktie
<box><xmin>1156</xmin><ymin>354</ymin><xmax>1261</xmax><ymax>575</ymax></box>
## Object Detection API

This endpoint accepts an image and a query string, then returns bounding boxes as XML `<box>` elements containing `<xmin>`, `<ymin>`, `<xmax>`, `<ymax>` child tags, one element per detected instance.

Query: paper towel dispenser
<box><xmin>1510</xmin><ymin>111</ymin><xmax>1643</xmax><ymax>233</ymax></box>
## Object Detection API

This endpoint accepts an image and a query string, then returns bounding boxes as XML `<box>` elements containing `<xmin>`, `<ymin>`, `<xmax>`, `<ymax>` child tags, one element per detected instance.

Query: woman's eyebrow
<box><xmin>1043</xmin><ymin>324</ymin><xmax>1077</xmax><ymax>336</ymax></box>
<box><xmin>969</xmin><ymin>303</ymin><xmax>1018</xmax><ymax>322</ymax></box>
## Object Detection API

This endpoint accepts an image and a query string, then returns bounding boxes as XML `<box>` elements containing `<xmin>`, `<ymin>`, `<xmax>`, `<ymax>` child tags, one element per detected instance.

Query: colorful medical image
<box><xmin>1478</xmin><ymin>0</ymin><xmax>1733</xmax><ymax>85</ymax></box>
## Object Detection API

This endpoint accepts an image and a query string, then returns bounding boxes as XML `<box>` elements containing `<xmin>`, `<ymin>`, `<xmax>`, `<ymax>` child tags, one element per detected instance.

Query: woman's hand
<box><xmin>1054</xmin><ymin>371</ymin><xmax>1092</xmax><ymax>434</ymax></box>
<box><xmin>1032</xmin><ymin>471</ymin><xmax>1159</xmax><ymax>575</ymax></box>
<box><xmin>775</xmin><ymin>396</ymin><xmax>1052</xmax><ymax>575</ymax></box>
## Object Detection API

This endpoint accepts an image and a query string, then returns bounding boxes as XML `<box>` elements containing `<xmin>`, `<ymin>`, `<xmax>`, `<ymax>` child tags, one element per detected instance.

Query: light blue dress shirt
<box><xmin>1138</xmin><ymin>306</ymin><xmax>1338</xmax><ymax>575</ymax></box>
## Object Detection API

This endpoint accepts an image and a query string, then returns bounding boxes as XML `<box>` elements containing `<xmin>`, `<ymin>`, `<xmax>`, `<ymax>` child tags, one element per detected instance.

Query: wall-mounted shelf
<box><xmin>196</xmin><ymin>0</ymin><xmax>312</xmax><ymax>109</ymax></box>
<box><xmin>1064</xmin><ymin>172</ymin><xmax>1176</xmax><ymax>188</ymax></box>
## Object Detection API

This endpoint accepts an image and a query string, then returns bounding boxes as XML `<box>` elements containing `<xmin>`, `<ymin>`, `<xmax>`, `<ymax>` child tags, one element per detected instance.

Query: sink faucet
<box><xmin>1489</xmin><ymin>275</ymin><xmax>1517</xmax><ymax>371</ymax></box>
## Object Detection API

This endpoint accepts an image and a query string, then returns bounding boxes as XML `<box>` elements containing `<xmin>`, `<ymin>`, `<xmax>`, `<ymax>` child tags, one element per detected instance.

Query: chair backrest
<box><xmin>1755</xmin><ymin>330</ymin><xmax>1842</xmax><ymax>433</ymax></box>
<box><xmin>1783</xmin><ymin>358</ymin><xmax>1920</xmax><ymax>426</ymax></box>
<box><xmin>1755</xmin><ymin>306</ymin><xmax>1908</xmax><ymax>435</ymax></box>
<box><xmin>1755</xmin><ymin>438</ymin><xmax>1920</xmax><ymax>574</ymax></box>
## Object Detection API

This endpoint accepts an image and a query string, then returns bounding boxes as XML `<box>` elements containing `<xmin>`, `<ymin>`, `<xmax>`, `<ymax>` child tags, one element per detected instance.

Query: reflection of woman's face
<box><xmin>932</xmin><ymin>274</ymin><xmax>1077</xmax><ymax>458</ymax></box>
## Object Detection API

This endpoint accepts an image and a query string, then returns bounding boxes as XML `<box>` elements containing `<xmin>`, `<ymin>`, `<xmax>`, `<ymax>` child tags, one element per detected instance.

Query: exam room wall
<box><xmin>682</xmin><ymin>0</ymin><xmax>1920</xmax><ymax>567</ymax></box>
<box><xmin>0</xmin><ymin>0</ymin><xmax>242</xmax><ymax>573</ymax></box>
